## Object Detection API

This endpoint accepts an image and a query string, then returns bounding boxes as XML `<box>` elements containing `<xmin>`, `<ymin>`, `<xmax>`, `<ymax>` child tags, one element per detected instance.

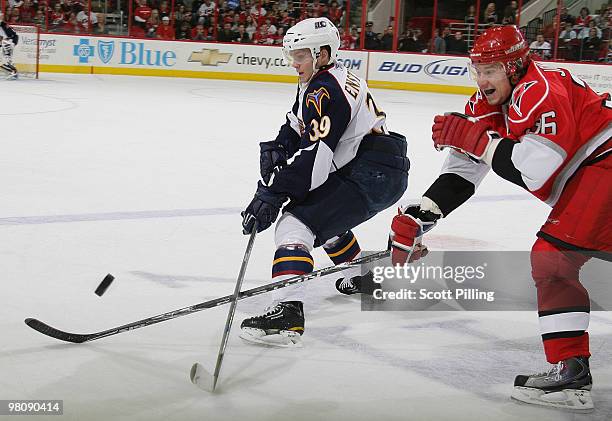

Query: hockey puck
<box><xmin>95</xmin><ymin>274</ymin><xmax>115</xmax><ymax>296</ymax></box>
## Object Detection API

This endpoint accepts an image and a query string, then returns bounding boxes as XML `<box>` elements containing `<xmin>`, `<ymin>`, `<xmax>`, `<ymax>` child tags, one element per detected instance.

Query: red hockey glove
<box><xmin>432</xmin><ymin>112</ymin><xmax>499</xmax><ymax>161</ymax></box>
<box><xmin>389</xmin><ymin>205</ymin><xmax>439</xmax><ymax>266</ymax></box>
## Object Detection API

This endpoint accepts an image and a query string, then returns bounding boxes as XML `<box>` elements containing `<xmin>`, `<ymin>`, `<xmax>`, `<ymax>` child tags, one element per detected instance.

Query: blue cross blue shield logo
<box><xmin>73</xmin><ymin>39</ymin><xmax>95</xmax><ymax>64</ymax></box>
<box><xmin>97</xmin><ymin>41</ymin><xmax>115</xmax><ymax>64</ymax></box>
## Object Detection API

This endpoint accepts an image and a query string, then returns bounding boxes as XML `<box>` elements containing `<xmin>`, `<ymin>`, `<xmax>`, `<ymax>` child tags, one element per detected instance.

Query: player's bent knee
<box><xmin>274</xmin><ymin>213</ymin><xmax>316</xmax><ymax>251</ymax></box>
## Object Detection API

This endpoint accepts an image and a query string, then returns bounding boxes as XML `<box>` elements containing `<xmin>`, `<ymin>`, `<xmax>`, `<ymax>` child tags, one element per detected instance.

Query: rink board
<box><xmin>36</xmin><ymin>34</ymin><xmax>612</xmax><ymax>94</ymax></box>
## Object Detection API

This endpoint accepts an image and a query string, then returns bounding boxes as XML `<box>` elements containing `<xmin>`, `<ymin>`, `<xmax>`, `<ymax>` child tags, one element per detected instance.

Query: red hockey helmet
<box><xmin>470</xmin><ymin>25</ymin><xmax>530</xmax><ymax>83</ymax></box>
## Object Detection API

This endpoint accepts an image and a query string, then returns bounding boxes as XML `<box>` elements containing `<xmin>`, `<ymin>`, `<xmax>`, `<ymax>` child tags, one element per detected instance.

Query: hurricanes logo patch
<box><xmin>468</xmin><ymin>90</ymin><xmax>483</xmax><ymax>114</ymax></box>
<box><xmin>510</xmin><ymin>81</ymin><xmax>537</xmax><ymax>118</ymax></box>
<box><xmin>306</xmin><ymin>87</ymin><xmax>330</xmax><ymax>117</ymax></box>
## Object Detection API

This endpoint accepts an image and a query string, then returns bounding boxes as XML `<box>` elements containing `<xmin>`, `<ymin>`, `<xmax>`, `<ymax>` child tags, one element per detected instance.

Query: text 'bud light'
<box><xmin>424</xmin><ymin>59</ymin><xmax>469</xmax><ymax>77</ymax></box>
<box><xmin>378</xmin><ymin>62</ymin><xmax>422</xmax><ymax>73</ymax></box>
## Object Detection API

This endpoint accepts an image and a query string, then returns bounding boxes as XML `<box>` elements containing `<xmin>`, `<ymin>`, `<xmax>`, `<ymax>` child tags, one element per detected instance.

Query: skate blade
<box><xmin>511</xmin><ymin>386</ymin><xmax>594</xmax><ymax>411</ymax></box>
<box><xmin>239</xmin><ymin>329</ymin><xmax>303</xmax><ymax>348</ymax></box>
<box><xmin>189</xmin><ymin>362</ymin><xmax>215</xmax><ymax>392</ymax></box>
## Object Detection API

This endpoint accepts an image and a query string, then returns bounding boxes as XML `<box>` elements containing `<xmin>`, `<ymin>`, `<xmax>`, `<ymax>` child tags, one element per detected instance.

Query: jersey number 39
<box><xmin>310</xmin><ymin>116</ymin><xmax>331</xmax><ymax>141</ymax></box>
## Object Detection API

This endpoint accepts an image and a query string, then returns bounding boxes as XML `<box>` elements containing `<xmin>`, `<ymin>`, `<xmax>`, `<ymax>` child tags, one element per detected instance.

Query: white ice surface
<box><xmin>1</xmin><ymin>74</ymin><xmax>611</xmax><ymax>420</ymax></box>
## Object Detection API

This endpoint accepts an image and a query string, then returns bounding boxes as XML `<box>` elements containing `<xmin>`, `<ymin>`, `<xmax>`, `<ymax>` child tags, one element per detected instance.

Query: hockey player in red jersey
<box><xmin>390</xmin><ymin>25</ymin><xmax>611</xmax><ymax>411</ymax></box>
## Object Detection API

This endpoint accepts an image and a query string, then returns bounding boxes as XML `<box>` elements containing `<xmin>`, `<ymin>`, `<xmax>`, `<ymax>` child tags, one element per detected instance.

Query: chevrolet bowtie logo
<box><xmin>189</xmin><ymin>49</ymin><xmax>232</xmax><ymax>66</ymax></box>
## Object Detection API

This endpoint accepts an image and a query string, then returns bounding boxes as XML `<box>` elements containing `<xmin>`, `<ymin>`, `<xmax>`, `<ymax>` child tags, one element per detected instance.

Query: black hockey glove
<box><xmin>241</xmin><ymin>181</ymin><xmax>287</xmax><ymax>234</ymax></box>
<box><xmin>259</xmin><ymin>141</ymin><xmax>287</xmax><ymax>186</ymax></box>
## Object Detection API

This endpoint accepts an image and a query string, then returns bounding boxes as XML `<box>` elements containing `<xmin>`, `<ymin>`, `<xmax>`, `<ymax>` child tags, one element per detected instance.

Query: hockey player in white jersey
<box><xmin>240</xmin><ymin>17</ymin><xmax>409</xmax><ymax>347</ymax></box>
<box><xmin>0</xmin><ymin>12</ymin><xmax>19</xmax><ymax>79</ymax></box>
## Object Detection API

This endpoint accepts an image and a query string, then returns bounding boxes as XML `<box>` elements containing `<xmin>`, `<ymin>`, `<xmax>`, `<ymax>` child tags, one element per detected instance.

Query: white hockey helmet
<box><xmin>282</xmin><ymin>17</ymin><xmax>340</xmax><ymax>67</ymax></box>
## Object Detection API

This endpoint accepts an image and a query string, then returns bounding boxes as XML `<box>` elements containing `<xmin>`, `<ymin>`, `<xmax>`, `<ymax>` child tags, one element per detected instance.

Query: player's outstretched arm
<box><xmin>389</xmin><ymin>150</ymin><xmax>486</xmax><ymax>265</ymax></box>
<box><xmin>432</xmin><ymin>108</ymin><xmax>569</xmax><ymax>194</ymax></box>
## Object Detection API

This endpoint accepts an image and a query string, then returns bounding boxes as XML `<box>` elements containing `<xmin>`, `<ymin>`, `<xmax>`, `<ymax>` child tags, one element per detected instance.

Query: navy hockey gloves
<box><xmin>259</xmin><ymin>141</ymin><xmax>287</xmax><ymax>185</ymax></box>
<box><xmin>242</xmin><ymin>182</ymin><xmax>287</xmax><ymax>234</ymax></box>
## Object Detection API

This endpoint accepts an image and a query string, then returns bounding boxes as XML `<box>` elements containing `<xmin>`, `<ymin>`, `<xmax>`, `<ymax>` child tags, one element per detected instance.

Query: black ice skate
<box><xmin>239</xmin><ymin>301</ymin><xmax>304</xmax><ymax>348</ymax></box>
<box><xmin>511</xmin><ymin>356</ymin><xmax>593</xmax><ymax>411</ymax></box>
<box><xmin>335</xmin><ymin>271</ymin><xmax>378</xmax><ymax>295</ymax></box>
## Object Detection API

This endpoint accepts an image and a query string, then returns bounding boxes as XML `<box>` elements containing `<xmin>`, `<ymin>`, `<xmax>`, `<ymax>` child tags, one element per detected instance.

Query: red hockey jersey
<box><xmin>464</xmin><ymin>61</ymin><xmax>612</xmax><ymax>205</ymax></box>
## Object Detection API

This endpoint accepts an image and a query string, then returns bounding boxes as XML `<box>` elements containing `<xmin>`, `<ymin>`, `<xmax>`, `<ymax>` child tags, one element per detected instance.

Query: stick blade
<box><xmin>24</xmin><ymin>318</ymin><xmax>90</xmax><ymax>343</ymax></box>
<box><xmin>190</xmin><ymin>362</ymin><xmax>216</xmax><ymax>392</ymax></box>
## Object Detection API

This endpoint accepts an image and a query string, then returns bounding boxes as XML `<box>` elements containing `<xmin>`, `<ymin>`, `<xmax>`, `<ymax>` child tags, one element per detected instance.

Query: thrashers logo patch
<box><xmin>306</xmin><ymin>87</ymin><xmax>330</xmax><ymax>117</ymax></box>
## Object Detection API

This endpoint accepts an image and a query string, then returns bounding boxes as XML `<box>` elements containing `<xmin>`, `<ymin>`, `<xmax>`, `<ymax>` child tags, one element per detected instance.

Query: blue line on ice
<box><xmin>0</xmin><ymin>207</ymin><xmax>243</xmax><ymax>225</ymax></box>
<box><xmin>0</xmin><ymin>194</ymin><xmax>533</xmax><ymax>226</ymax></box>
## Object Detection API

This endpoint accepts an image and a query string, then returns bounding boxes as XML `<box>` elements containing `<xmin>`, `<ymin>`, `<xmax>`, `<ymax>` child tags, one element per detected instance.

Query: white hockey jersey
<box><xmin>269</xmin><ymin>61</ymin><xmax>387</xmax><ymax>201</ymax></box>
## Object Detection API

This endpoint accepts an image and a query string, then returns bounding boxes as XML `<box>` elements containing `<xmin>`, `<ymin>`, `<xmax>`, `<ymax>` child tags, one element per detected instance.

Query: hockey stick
<box><xmin>190</xmin><ymin>223</ymin><xmax>257</xmax><ymax>392</ymax></box>
<box><xmin>24</xmin><ymin>250</ymin><xmax>390</xmax><ymax>343</ymax></box>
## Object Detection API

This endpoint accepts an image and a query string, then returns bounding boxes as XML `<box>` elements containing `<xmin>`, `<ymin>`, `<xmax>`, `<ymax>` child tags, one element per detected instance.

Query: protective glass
<box><xmin>283</xmin><ymin>48</ymin><xmax>313</xmax><ymax>66</ymax></box>
<box><xmin>469</xmin><ymin>62</ymin><xmax>507</xmax><ymax>83</ymax></box>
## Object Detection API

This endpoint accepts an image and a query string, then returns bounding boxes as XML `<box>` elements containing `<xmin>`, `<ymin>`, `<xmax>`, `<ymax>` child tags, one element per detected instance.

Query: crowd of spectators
<box><xmin>359</xmin><ymin>1</ymin><xmax>517</xmax><ymax>54</ymax></box>
<box><xmin>358</xmin><ymin>22</ymin><xmax>468</xmax><ymax>54</ymax></box>
<box><xmin>129</xmin><ymin>0</ymin><xmax>347</xmax><ymax>42</ymax></box>
<box><xmin>463</xmin><ymin>1</ymin><xmax>519</xmax><ymax>26</ymax></box>
<box><xmin>534</xmin><ymin>4</ymin><xmax>611</xmax><ymax>62</ymax></box>
<box><xmin>3</xmin><ymin>0</ymin><xmax>611</xmax><ymax>63</ymax></box>
<box><xmin>2</xmin><ymin>0</ymin><xmax>100</xmax><ymax>33</ymax></box>
<box><xmin>2</xmin><ymin>0</ymin><xmax>347</xmax><ymax>40</ymax></box>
